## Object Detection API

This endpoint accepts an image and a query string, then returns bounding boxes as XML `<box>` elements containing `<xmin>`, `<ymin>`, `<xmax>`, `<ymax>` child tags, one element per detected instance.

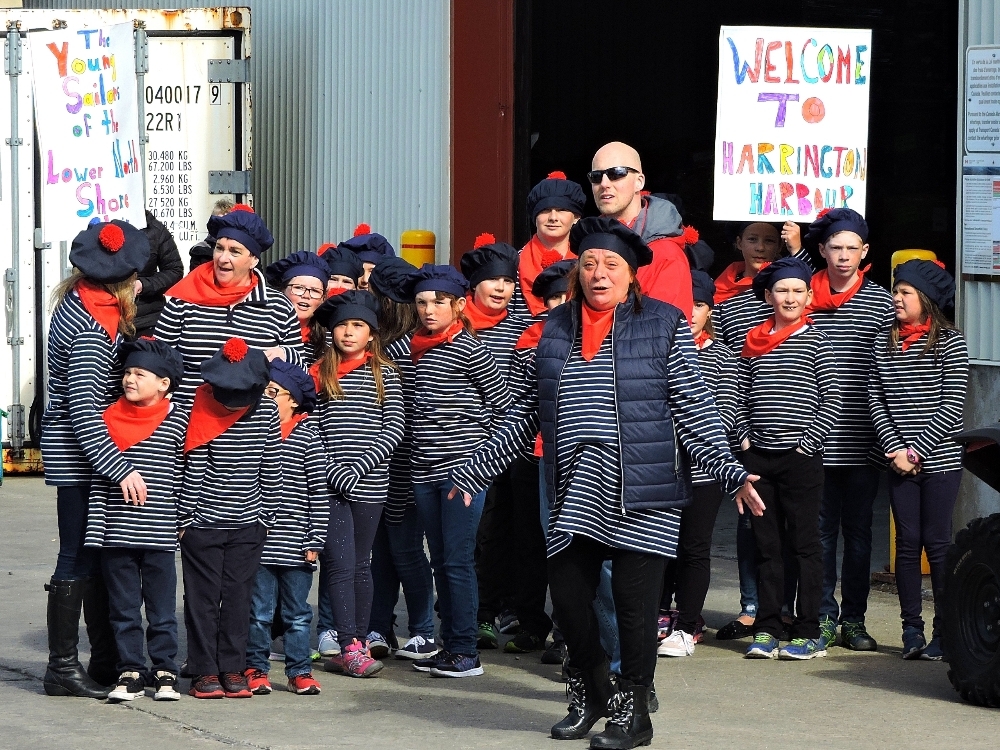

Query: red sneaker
<box><xmin>341</xmin><ymin>639</ymin><xmax>383</xmax><ymax>677</ymax></box>
<box><xmin>287</xmin><ymin>673</ymin><xmax>322</xmax><ymax>695</ymax></box>
<box><xmin>243</xmin><ymin>668</ymin><xmax>272</xmax><ymax>695</ymax></box>
<box><xmin>219</xmin><ymin>671</ymin><xmax>253</xmax><ymax>698</ymax></box>
<box><xmin>188</xmin><ymin>674</ymin><xmax>225</xmax><ymax>699</ymax></box>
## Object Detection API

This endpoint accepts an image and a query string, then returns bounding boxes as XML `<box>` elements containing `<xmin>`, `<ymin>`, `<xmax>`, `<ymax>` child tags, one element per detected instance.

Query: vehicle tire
<box><xmin>943</xmin><ymin>513</ymin><xmax>1000</xmax><ymax>707</ymax></box>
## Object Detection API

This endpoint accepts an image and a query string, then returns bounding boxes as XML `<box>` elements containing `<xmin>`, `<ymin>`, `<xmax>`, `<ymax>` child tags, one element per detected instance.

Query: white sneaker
<box><xmin>395</xmin><ymin>635</ymin><xmax>441</xmax><ymax>660</ymax></box>
<box><xmin>318</xmin><ymin>629</ymin><xmax>340</xmax><ymax>657</ymax></box>
<box><xmin>108</xmin><ymin>671</ymin><xmax>145</xmax><ymax>701</ymax></box>
<box><xmin>152</xmin><ymin>671</ymin><xmax>181</xmax><ymax>701</ymax></box>
<box><xmin>657</xmin><ymin>629</ymin><xmax>696</xmax><ymax>657</ymax></box>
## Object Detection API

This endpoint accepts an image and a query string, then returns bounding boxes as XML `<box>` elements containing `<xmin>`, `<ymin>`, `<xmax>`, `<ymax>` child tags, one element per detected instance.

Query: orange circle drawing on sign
<box><xmin>802</xmin><ymin>97</ymin><xmax>826</xmax><ymax>123</ymax></box>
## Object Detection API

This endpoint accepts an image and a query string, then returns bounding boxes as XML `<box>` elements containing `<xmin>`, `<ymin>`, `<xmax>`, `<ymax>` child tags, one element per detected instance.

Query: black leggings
<box><xmin>323</xmin><ymin>500</ymin><xmax>383</xmax><ymax>649</ymax></box>
<box><xmin>54</xmin><ymin>486</ymin><xmax>101</xmax><ymax>580</ymax></box>
<box><xmin>661</xmin><ymin>483</ymin><xmax>725</xmax><ymax>634</ymax></box>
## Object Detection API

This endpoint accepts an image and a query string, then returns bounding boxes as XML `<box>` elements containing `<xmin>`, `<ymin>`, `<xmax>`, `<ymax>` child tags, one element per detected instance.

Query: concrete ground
<box><xmin>1</xmin><ymin>476</ymin><xmax>999</xmax><ymax>749</ymax></box>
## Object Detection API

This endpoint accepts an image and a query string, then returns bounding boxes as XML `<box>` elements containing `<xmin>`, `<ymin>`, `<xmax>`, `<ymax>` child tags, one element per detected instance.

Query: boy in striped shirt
<box><xmin>735</xmin><ymin>256</ymin><xmax>841</xmax><ymax>661</ymax></box>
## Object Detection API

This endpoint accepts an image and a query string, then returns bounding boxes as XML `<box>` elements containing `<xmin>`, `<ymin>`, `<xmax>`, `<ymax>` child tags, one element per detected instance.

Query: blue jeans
<box><xmin>594</xmin><ymin>560</ymin><xmax>622</xmax><ymax>674</ymax></box>
<box><xmin>413</xmin><ymin>479</ymin><xmax>486</xmax><ymax>656</ymax></box>
<box><xmin>819</xmin><ymin>465</ymin><xmax>880</xmax><ymax>623</ymax></box>
<box><xmin>369</xmin><ymin>504</ymin><xmax>435</xmax><ymax>638</ymax></box>
<box><xmin>736</xmin><ymin>512</ymin><xmax>758</xmax><ymax>618</ymax></box>
<box><xmin>247</xmin><ymin>565</ymin><xmax>314</xmax><ymax>678</ymax></box>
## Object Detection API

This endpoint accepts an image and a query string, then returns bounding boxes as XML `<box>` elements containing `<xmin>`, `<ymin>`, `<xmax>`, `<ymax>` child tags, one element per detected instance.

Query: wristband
<box><xmin>906</xmin><ymin>447</ymin><xmax>921</xmax><ymax>465</ymax></box>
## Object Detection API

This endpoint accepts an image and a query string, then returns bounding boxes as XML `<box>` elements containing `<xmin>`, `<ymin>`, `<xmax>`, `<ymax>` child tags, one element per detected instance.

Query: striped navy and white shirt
<box><xmin>451</xmin><ymin>319</ymin><xmax>749</xmax><ymax>558</ymax></box>
<box><xmin>869</xmin><ymin>328</ymin><xmax>969</xmax><ymax>473</ymax></box>
<box><xmin>691</xmin><ymin>339</ymin><xmax>739</xmax><ymax>485</ymax></box>
<box><xmin>84</xmin><ymin>402</ymin><xmax>188</xmax><ymax>551</ymax></box>
<box><xmin>476</xmin><ymin>313</ymin><xmax>530</xmax><ymax>378</ymax></box>
<box><xmin>714</xmin><ymin>290</ymin><xmax>770</xmax><ymax>351</ymax></box>
<box><xmin>385</xmin><ymin>335</ymin><xmax>416</xmax><ymax>524</ymax></box>
<box><xmin>177</xmin><ymin>397</ymin><xmax>283</xmax><ymax>529</ymax></box>
<box><xmin>410</xmin><ymin>329</ymin><xmax>512</xmax><ymax>484</ymax></box>
<box><xmin>509</xmin><ymin>279</ymin><xmax>530</xmax><ymax>322</ymax></box>
<box><xmin>735</xmin><ymin>326</ymin><xmax>842</xmax><ymax>455</ymax></box>
<box><xmin>809</xmin><ymin>278</ymin><xmax>895</xmax><ymax>466</ymax></box>
<box><xmin>41</xmin><ymin>291</ymin><xmax>133</xmax><ymax>486</ymax></box>
<box><xmin>317</xmin><ymin>364</ymin><xmax>405</xmax><ymax>504</ymax></box>
<box><xmin>154</xmin><ymin>268</ymin><xmax>303</xmax><ymax>403</ymax></box>
<box><xmin>260</xmin><ymin>416</ymin><xmax>330</xmax><ymax>568</ymax></box>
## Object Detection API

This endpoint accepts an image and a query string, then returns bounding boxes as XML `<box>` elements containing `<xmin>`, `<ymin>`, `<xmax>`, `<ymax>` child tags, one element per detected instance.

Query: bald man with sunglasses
<box><xmin>589</xmin><ymin>142</ymin><xmax>694</xmax><ymax>316</ymax></box>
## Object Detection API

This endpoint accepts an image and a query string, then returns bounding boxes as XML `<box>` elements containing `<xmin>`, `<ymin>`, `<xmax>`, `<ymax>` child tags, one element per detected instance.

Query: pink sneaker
<box><xmin>340</xmin><ymin>639</ymin><xmax>384</xmax><ymax>678</ymax></box>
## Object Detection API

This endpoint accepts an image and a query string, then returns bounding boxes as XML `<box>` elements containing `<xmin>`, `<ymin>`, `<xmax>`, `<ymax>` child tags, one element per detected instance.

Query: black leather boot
<box><xmin>589</xmin><ymin>679</ymin><xmax>654</xmax><ymax>749</ymax></box>
<box><xmin>551</xmin><ymin>660</ymin><xmax>614</xmax><ymax>740</ymax></box>
<box><xmin>82</xmin><ymin>575</ymin><xmax>120</xmax><ymax>687</ymax></box>
<box><xmin>43</xmin><ymin>579</ymin><xmax>111</xmax><ymax>698</ymax></box>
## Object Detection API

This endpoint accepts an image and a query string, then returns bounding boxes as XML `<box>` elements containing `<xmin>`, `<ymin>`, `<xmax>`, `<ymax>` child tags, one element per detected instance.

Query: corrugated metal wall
<box><xmin>22</xmin><ymin>0</ymin><xmax>452</xmax><ymax>261</ymax></box>
<box><xmin>960</xmin><ymin>0</ymin><xmax>1000</xmax><ymax>363</ymax></box>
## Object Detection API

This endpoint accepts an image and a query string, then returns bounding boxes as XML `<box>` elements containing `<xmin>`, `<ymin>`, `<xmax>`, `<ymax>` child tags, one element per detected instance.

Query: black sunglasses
<box><xmin>586</xmin><ymin>166</ymin><xmax>639</xmax><ymax>185</ymax></box>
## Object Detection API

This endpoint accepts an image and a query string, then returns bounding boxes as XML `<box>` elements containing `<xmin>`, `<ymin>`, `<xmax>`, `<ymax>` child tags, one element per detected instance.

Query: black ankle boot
<box><xmin>551</xmin><ymin>660</ymin><xmax>614</xmax><ymax>740</ymax></box>
<box><xmin>82</xmin><ymin>575</ymin><xmax>120</xmax><ymax>687</ymax></box>
<box><xmin>43</xmin><ymin>579</ymin><xmax>111</xmax><ymax>698</ymax></box>
<box><xmin>589</xmin><ymin>679</ymin><xmax>654</xmax><ymax>749</ymax></box>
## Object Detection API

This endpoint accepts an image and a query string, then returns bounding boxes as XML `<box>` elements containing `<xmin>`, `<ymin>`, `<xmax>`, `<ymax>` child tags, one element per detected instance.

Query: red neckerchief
<box><xmin>693</xmin><ymin>330</ymin><xmax>711</xmax><ymax>349</ymax></box>
<box><xmin>281</xmin><ymin>412</ymin><xmax>308</xmax><ymax>441</ymax></box>
<box><xmin>741</xmin><ymin>316</ymin><xmax>812</xmax><ymax>358</ymax></box>
<box><xmin>102</xmin><ymin>396</ymin><xmax>170</xmax><ymax>451</ymax></box>
<box><xmin>166</xmin><ymin>262</ymin><xmax>257</xmax><ymax>307</ymax></box>
<box><xmin>898</xmin><ymin>320</ymin><xmax>931</xmax><ymax>351</ymax></box>
<box><xmin>183</xmin><ymin>383</ymin><xmax>251</xmax><ymax>453</ymax></box>
<box><xmin>518</xmin><ymin>235</ymin><xmax>568</xmax><ymax>317</ymax></box>
<box><xmin>299</xmin><ymin>318</ymin><xmax>312</xmax><ymax>343</ymax></box>
<box><xmin>533</xmin><ymin>433</ymin><xmax>543</xmax><ymax>458</ymax></box>
<box><xmin>75</xmin><ymin>279</ymin><xmax>121</xmax><ymax>341</ymax></box>
<box><xmin>327</xmin><ymin>286</ymin><xmax>348</xmax><ymax>299</ymax></box>
<box><xmin>714</xmin><ymin>262</ymin><xmax>769</xmax><ymax>305</ymax></box>
<box><xmin>410</xmin><ymin>320</ymin><xmax>464</xmax><ymax>363</ymax></box>
<box><xmin>581</xmin><ymin>303</ymin><xmax>615</xmax><ymax>361</ymax></box>
<box><xmin>308</xmin><ymin>360</ymin><xmax>322</xmax><ymax>391</ymax></box>
<box><xmin>464</xmin><ymin>294</ymin><xmax>508</xmax><ymax>331</ymax></box>
<box><xmin>807</xmin><ymin>265</ymin><xmax>870</xmax><ymax>313</ymax></box>
<box><xmin>337</xmin><ymin>351</ymin><xmax>372</xmax><ymax>378</ymax></box>
<box><xmin>515</xmin><ymin>321</ymin><xmax>545</xmax><ymax>350</ymax></box>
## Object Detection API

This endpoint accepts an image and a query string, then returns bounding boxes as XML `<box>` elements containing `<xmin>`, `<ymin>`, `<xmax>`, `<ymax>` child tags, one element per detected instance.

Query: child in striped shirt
<box><xmin>312</xmin><ymin>290</ymin><xmax>405</xmax><ymax>678</ymax></box>
<box><xmin>736</xmin><ymin>256</ymin><xmax>841</xmax><ymax>661</ymax></box>
<box><xmin>84</xmin><ymin>339</ymin><xmax>186</xmax><ymax>702</ymax></box>
<box><xmin>244</xmin><ymin>360</ymin><xmax>330</xmax><ymax>696</ymax></box>
<box><xmin>870</xmin><ymin>260</ymin><xmax>967</xmax><ymax>661</ymax></box>
<box><xmin>405</xmin><ymin>264</ymin><xmax>512</xmax><ymax>678</ymax></box>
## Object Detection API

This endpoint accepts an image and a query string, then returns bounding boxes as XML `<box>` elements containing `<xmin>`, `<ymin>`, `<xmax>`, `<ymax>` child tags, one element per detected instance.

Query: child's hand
<box><xmin>120</xmin><ymin>470</ymin><xmax>147</xmax><ymax>505</ymax></box>
<box><xmin>447</xmin><ymin>484</ymin><xmax>473</xmax><ymax>508</ymax></box>
<box><xmin>734</xmin><ymin>474</ymin><xmax>765</xmax><ymax>517</ymax></box>
<box><xmin>305</xmin><ymin>550</ymin><xmax>319</xmax><ymax>563</ymax></box>
<box><xmin>262</xmin><ymin>347</ymin><xmax>285</xmax><ymax>362</ymax></box>
<box><xmin>782</xmin><ymin>221</ymin><xmax>802</xmax><ymax>253</ymax></box>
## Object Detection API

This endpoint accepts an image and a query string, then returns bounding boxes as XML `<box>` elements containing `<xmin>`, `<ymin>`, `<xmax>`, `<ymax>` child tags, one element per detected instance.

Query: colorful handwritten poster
<box><xmin>713</xmin><ymin>26</ymin><xmax>872</xmax><ymax>223</ymax></box>
<box><xmin>29</xmin><ymin>23</ymin><xmax>146</xmax><ymax>237</ymax></box>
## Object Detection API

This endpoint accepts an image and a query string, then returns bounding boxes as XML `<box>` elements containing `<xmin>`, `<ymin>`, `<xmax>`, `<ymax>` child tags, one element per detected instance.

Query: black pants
<box><xmin>54</xmin><ymin>486</ymin><xmax>101</xmax><ymax>580</ymax></box>
<box><xmin>507</xmin><ymin>456</ymin><xmax>553</xmax><ymax>638</ymax></box>
<box><xmin>101</xmin><ymin>547</ymin><xmax>178</xmax><ymax>676</ymax></box>
<box><xmin>548</xmin><ymin>535</ymin><xmax>666</xmax><ymax>688</ymax></box>
<box><xmin>742</xmin><ymin>448</ymin><xmax>824</xmax><ymax>640</ymax></box>
<box><xmin>180</xmin><ymin>524</ymin><xmax>267</xmax><ymax>676</ymax></box>
<box><xmin>476</xmin><ymin>467</ymin><xmax>515</xmax><ymax>623</ymax></box>
<box><xmin>323</xmin><ymin>500</ymin><xmax>383</xmax><ymax>649</ymax></box>
<box><xmin>889</xmin><ymin>469</ymin><xmax>962</xmax><ymax>635</ymax></box>
<box><xmin>661</xmin><ymin>482</ymin><xmax>725</xmax><ymax>634</ymax></box>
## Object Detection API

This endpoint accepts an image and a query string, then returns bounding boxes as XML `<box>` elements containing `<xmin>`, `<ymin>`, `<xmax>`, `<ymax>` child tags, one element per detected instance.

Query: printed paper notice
<box><xmin>966</xmin><ymin>47</ymin><xmax>1000</xmax><ymax>153</ymax></box>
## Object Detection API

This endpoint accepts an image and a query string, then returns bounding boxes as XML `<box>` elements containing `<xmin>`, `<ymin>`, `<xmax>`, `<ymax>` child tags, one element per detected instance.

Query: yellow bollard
<box><xmin>886</xmin><ymin>249</ymin><xmax>936</xmax><ymax>577</ymax></box>
<box><xmin>400</xmin><ymin>230</ymin><xmax>436</xmax><ymax>267</ymax></box>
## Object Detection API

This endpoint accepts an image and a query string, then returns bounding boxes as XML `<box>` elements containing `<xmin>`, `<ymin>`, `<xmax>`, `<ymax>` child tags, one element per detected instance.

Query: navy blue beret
<box><xmin>369</xmin><ymin>256</ymin><xmax>417</xmax><ymax>304</ymax></box>
<box><xmin>404</xmin><ymin>263</ymin><xmax>469</xmax><ymax>300</ymax></box>
<box><xmin>752</xmin><ymin>256</ymin><xmax>813</xmax><ymax>301</ymax></box>
<box><xmin>691</xmin><ymin>270</ymin><xmax>717</xmax><ymax>308</ymax></box>
<box><xmin>460</xmin><ymin>235</ymin><xmax>519</xmax><ymax>288</ymax></box>
<box><xmin>207</xmin><ymin>207</ymin><xmax>274</xmax><ymax>257</ymax></box>
<box><xmin>340</xmin><ymin>224</ymin><xmax>396</xmax><ymax>265</ymax></box>
<box><xmin>313</xmin><ymin>289</ymin><xmax>380</xmax><ymax>331</ymax></box>
<box><xmin>894</xmin><ymin>259</ymin><xmax>954</xmax><ymax>311</ymax></box>
<box><xmin>265</xmin><ymin>251</ymin><xmax>330</xmax><ymax>288</ymax></box>
<box><xmin>527</xmin><ymin>171</ymin><xmax>587</xmax><ymax>221</ymax></box>
<box><xmin>805</xmin><ymin>208</ymin><xmax>868</xmax><ymax>246</ymax></box>
<box><xmin>70</xmin><ymin>220</ymin><xmax>150</xmax><ymax>284</ymax></box>
<box><xmin>200</xmin><ymin>338</ymin><xmax>271</xmax><ymax>408</ymax></box>
<box><xmin>121</xmin><ymin>338</ymin><xmax>184</xmax><ymax>392</ymax></box>
<box><xmin>531</xmin><ymin>259</ymin><xmax>575</xmax><ymax>301</ymax></box>
<box><xmin>569</xmin><ymin>216</ymin><xmax>652</xmax><ymax>270</ymax></box>
<box><xmin>268</xmin><ymin>359</ymin><xmax>317</xmax><ymax>414</ymax></box>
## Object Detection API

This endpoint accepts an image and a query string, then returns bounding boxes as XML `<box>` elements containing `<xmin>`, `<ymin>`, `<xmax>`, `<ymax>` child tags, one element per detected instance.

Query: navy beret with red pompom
<box><xmin>69</xmin><ymin>220</ymin><xmax>150</xmax><ymax>284</ymax></box>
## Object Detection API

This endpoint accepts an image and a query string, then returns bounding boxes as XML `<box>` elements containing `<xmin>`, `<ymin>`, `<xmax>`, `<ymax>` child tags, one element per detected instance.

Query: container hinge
<box><xmin>33</xmin><ymin>228</ymin><xmax>51</xmax><ymax>250</ymax></box>
<box><xmin>4</xmin><ymin>23</ymin><xmax>22</xmax><ymax>77</ymax></box>
<box><xmin>4</xmin><ymin>267</ymin><xmax>21</xmax><ymax>345</ymax></box>
<box><xmin>209</xmin><ymin>170</ymin><xmax>252</xmax><ymax>194</ymax></box>
<box><xmin>208</xmin><ymin>58</ymin><xmax>250</xmax><ymax>84</ymax></box>
<box><xmin>5</xmin><ymin>137</ymin><xmax>21</xmax><ymax>146</ymax></box>
<box><xmin>6</xmin><ymin>403</ymin><xmax>24</xmax><ymax>442</ymax></box>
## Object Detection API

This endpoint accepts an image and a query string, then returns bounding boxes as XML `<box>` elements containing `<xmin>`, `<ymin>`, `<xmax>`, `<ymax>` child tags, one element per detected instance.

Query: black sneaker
<box><xmin>412</xmin><ymin>649</ymin><xmax>451</xmax><ymax>673</ymax></box>
<box><xmin>841</xmin><ymin>621</ymin><xmax>878</xmax><ymax>651</ymax></box>
<box><xmin>153</xmin><ymin>671</ymin><xmax>181</xmax><ymax>701</ymax></box>
<box><xmin>540</xmin><ymin>640</ymin><xmax>567</xmax><ymax>665</ymax></box>
<box><xmin>504</xmin><ymin>631</ymin><xmax>545</xmax><ymax>653</ymax></box>
<box><xmin>107</xmin><ymin>671</ymin><xmax>145</xmax><ymax>702</ymax></box>
<box><xmin>497</xmin><ymin>609</ymin><xmax>520</xmax><ymax>635</ymax></box>
<box><xmin>430</xmin><ymin>653</ymin><xmax>484</xmax><ymax>678</ymax></box>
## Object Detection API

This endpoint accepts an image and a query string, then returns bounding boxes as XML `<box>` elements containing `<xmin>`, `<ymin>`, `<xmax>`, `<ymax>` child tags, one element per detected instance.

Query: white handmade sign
<box><xmin>29</xmin><ymin>22</ymin><xmax>146</xmax><ymax>237</ymax></box>
<box><xmin>713</xmin><ymin>26</ymin><xmax>872</xmax><ymax>223</ymax></box>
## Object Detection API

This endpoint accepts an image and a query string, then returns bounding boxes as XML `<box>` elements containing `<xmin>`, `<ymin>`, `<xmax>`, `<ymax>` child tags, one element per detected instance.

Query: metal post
<box><xmin>134</xmin><ymin>22</ymin><xmax>149</xmax><ymax>176</ymax></box>
<box><xmin>4</xmin><ymin>21</ymin><xmax>23</xmax><ymax>457</ymax></box>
